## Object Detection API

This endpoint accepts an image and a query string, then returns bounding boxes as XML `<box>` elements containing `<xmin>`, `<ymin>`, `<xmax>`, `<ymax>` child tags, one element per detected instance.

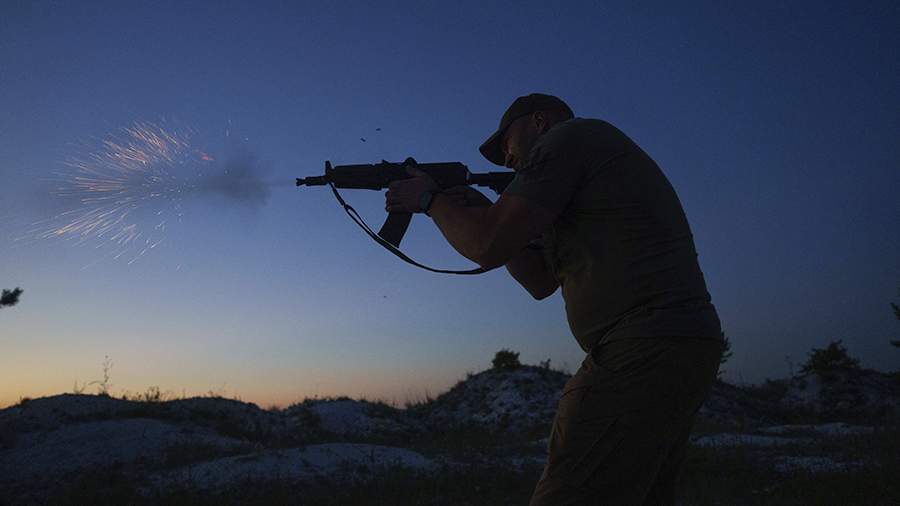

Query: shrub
<box><xmin>491</xmin><ymin>349</ymin><xmax>521</xmax><ymax>370</ymax></box>
<box><xmin>123</xmin><ymin>386</ymin><xmax>171</xmax><ymax>403</ymax></box>
<box><xmin>800</xmin><ymin>340</ymin><xmax>861</xmax><ymax>374</ymax></box>
<box><xmin>718</xmin><ymin>335</ymin><xmax>733</xmax><ymax>378</ymax></box>
<box><xmin>0</xmin><ymin>287</ymin><xmax>22</xmax><ymax>308</ymax></box>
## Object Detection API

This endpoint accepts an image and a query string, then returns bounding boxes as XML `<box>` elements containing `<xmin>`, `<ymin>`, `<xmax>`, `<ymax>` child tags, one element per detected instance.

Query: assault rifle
<box><xmin>296</xmin><ymin>158</ymin><xmax>515</xmax><ymax>274</ymax></box>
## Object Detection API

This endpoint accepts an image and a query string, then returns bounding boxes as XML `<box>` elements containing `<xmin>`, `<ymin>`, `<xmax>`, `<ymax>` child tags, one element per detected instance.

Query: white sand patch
<box><xmin>0</xmin><ymin>418</ymin><xmax>244</xmax><ymax>482</ymax></box>
<box><xmin>1</xmin><ymin>394</ymin><xmax>134</xmax><ymax>432</ymax></box>
<box><xmin>289</xmin><ymin>398</ymin><xmax>424</xmax><ymax>437</ymax></box>
<box><xmin>691</xmin><ymin>433</ymin><xmax>811</xmax><ymax>448</ymax></box>
<box><xmin>147</xmin><ymin>443</ymin><xmax>435</xmax><ymax>491</ymax></box>
<box><xmin>427</xmin><ymin>367</ymin><xmax>567</xmax><ymax>434</ymax></box>
<box><xmin>773</xmin><ymin>456</ymin><xmax>862</xmax><ymax>474</ymax></box>
<box><xmin>758</xmin><ymin>422</ymin><xmax>874</xmax><ymax>437</ymax></box>
<box><xmin>309</xmin><ymin>400</ymin><xmax>377</xmax><ymax>435</ymax></box>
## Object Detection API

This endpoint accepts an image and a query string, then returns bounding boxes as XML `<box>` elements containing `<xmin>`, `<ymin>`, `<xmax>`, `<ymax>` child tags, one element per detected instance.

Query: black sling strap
<box><xmin>328</xmin><ymin>182</ymin><xmax>488</xmax><ymax>275</ymax></box>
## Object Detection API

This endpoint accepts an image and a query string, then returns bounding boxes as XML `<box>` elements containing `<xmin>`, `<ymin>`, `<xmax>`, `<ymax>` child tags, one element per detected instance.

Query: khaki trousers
<box><xmin>529</xmin><ymin>337</ymin><xmax>723</xmax><ymax>506</ymax></box>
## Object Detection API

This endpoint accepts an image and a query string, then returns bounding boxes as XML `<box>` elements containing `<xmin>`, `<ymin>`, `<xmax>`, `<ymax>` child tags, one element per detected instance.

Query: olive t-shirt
<box><xmin>503</xmin><ymin>118</ymin><xmax>722</xmax><ymax>352</ymax></box>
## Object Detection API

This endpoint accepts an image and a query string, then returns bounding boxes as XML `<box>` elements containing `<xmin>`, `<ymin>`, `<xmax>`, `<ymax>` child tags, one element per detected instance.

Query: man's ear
<box><xmin>532</xmin><ymin>111</ymin><xmax>548</xmax><ymax>134</ymax></box>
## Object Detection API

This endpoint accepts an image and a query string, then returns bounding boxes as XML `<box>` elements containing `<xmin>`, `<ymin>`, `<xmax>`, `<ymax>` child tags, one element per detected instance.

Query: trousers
<box><xmin>529</xmin><ymin>337</ymin><xmax>723</xmax><ymax>506</ymax></box>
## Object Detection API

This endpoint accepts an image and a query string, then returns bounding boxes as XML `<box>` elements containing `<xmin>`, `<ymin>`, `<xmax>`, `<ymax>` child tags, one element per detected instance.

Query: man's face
<box><xmin>501</xmin><ymin>115</ymin><xmax>541</xmax><ymax>170</ymax></box>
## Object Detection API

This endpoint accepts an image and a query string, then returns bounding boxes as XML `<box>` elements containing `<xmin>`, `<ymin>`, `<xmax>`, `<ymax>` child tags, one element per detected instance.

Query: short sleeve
<box><xmin>501</xmin><ymin>122</ymin><xmax>586</xmax><ymax>215</ymax></box>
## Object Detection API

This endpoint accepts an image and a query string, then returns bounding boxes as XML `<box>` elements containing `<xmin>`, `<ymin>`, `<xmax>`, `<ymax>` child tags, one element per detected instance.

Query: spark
<box><xmin>30</xmin><ymin>121</ymin><xmax>212</xmax><ymax>264</ymax></box>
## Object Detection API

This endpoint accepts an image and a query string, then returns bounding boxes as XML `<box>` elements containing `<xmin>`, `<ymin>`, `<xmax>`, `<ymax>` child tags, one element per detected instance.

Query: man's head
<box><xmin>479</xmin><ymin>93</ymin><xmax>574</xmax><ymax>169</ymax></box>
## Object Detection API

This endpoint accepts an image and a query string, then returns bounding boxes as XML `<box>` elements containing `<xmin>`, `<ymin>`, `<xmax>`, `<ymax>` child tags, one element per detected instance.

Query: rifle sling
<box><xmin>328</xmin><ymin>182</ymin><xmax>487</xmax><ymax>275</ymax></box>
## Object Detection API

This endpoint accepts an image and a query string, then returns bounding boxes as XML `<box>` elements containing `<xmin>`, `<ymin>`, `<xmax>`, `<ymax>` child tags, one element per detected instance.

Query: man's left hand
<box><xmin>384</xmin><ymin>166</ymin><xmax>440</xmax><ymax>213</ymax></box>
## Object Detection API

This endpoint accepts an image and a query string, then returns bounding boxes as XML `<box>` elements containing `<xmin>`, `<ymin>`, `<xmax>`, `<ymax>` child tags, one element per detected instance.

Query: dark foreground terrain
<box><xmin>1</xmin><ymin>363</ymin><xmax>898</xmax><ymax>505</ymax></box>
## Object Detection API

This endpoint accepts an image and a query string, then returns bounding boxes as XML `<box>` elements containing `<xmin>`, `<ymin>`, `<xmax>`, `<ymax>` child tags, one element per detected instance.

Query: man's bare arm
<box><xmin>505</xmin><ymin>247</ymin><xmax>559</xmax><ymax>299</ymax></box>
<box><xmin>426</xmin><ymin>196</ymin><xmax>491</xmax><ymax>265</ymax></box>
<box><xmin>427</xmin><ymin>192</ymin><xmax>557</xmax><ymax>271</ymax></box>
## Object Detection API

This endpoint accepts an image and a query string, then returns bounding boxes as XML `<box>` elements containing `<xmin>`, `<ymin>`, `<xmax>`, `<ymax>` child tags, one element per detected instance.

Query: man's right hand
<box><xmin>443</xmin><ymin>186</ymin><xmax>493</xmax><ymax>207</ymax></box>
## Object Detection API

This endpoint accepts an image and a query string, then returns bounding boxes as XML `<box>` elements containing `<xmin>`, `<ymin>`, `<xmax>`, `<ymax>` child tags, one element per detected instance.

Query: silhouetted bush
<box><xmin>1</xmin><ymin>287</ymin><xmax>22</xmax><ymax>308</ymax></box>
<box><xmin>718</xmin><ymin>335</ymin><xmax>733</xmax><ymax>378</ymax></box>
<box><xmin>800</xmin><ymin>340</ymin><xmax>861</xmax><ymax>374</ymax></box>
<box><xmin>492</xmin><ymin>349</ymin><xmax>521</xmax><ymax>370</ymax></box>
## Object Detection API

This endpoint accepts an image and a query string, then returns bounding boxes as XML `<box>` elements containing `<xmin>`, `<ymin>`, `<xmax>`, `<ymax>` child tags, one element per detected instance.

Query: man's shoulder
<box><xmin>543</xmin><ymin>118</ymin><xmax>618</xmax><ymax>142</ymax></box>
<box><xmin>569</xmin><ymin>117</ymin><xmax>610</xmax><ymax>127</ymax></box>
<box><xmin>535</xmin><ymin>117</ymin><xmax>625</xmax><ymax>157</ymax></box>
<box><xmin>534</xmin><ymin>118</ymin><xmax>588</xmax><ymax>150</ymax></box>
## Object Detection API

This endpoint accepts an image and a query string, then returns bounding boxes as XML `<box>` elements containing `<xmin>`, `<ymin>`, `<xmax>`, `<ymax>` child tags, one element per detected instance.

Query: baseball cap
<box><xmin>479</xmin><ymin>93</ymin><xmax>574</xmax><ymax>166</ymax></box>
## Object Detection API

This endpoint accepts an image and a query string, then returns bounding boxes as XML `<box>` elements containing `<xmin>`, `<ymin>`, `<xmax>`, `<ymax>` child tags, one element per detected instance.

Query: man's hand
<box><xmin>384</xmin><ymin>166</ymin><xmax>439</xmax><ymax>213</ymax></box>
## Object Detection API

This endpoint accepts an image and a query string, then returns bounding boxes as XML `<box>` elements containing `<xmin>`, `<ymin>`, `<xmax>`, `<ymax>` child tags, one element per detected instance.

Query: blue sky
<box><xmin>1</xmin><ymin>1</ymin><xmax>898</xmax><ymax>407</ymax></box>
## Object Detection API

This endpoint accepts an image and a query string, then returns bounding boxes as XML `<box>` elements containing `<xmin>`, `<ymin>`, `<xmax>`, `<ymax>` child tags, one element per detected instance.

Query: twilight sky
<box><xmin>1</xmin><ymin>1</ymin><xmax>898</xmax><ymax>408</ymax></box>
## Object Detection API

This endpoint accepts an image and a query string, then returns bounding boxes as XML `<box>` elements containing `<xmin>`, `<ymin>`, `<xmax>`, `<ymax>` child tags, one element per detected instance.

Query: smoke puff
<box><xmin>197</xmin><ymin>150</ymin><xmax>271</xmax><ymax>208</ymax></box>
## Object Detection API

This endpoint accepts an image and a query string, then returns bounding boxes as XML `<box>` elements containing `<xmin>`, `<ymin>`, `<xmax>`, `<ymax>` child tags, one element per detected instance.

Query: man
<box><xmin>385</xmin><ymin>93</ymin><xmax>724</xmax><ymax>505</ymax></box>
